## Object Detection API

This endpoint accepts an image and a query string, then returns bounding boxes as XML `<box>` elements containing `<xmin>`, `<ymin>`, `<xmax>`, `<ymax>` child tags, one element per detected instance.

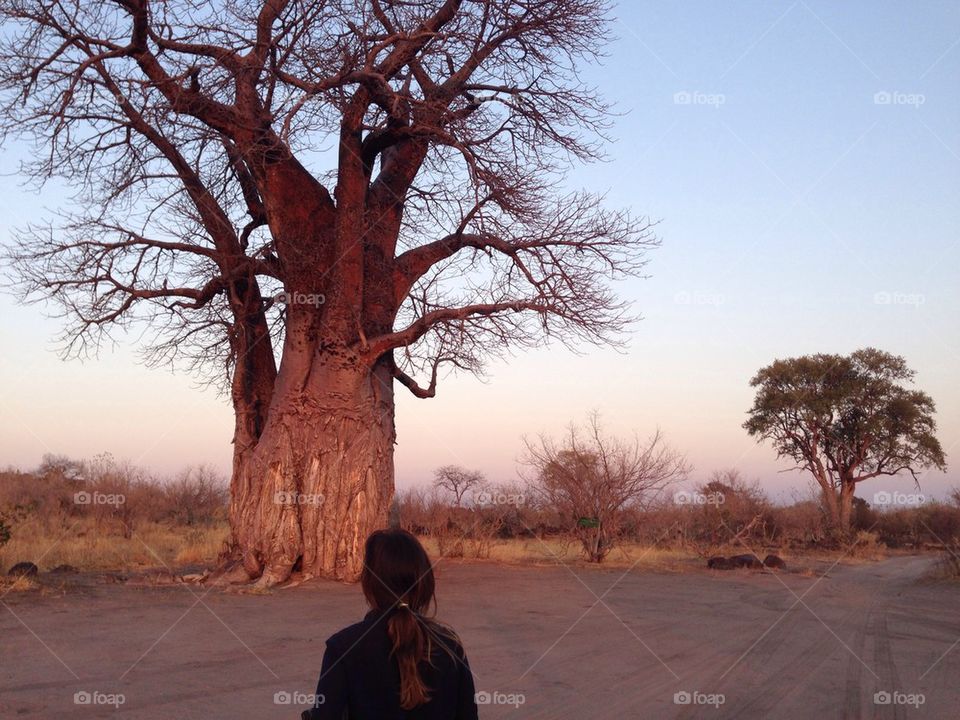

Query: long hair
<box><xmin>360</xmin><ymin>528</ymin><xmax>447</xmax><ymax>710</ymax></box>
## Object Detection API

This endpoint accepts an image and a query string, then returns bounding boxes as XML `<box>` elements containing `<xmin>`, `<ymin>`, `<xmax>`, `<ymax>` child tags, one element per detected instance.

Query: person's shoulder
<box><xmin>326</xmin><ymin>615</ymin><xmax>381</xmax><ymax>651</ymax></box>
<box><xmin>427</xmin><ymin>621</ymin><xmax>468</xmax><ymax>658</ymax></box>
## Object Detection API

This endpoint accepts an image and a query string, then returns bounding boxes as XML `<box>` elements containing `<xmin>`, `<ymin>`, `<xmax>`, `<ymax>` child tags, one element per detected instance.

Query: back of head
<box><xmin>361</xmin><ymin>529</ymin><xmax>437</xmax><ymax>709</ymax></box>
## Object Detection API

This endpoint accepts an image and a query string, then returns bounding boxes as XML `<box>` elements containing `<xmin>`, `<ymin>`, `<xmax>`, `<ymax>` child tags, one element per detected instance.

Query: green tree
<box><xmin>744</xmin><ymin>348</ymin><xmax>946</xmax><ymax>538</ymax></box>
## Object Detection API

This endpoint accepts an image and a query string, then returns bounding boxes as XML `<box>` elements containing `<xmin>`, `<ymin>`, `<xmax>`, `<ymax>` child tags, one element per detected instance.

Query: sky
<box><xmin>1</xmin><ymin>1</ymin><xmax>958</xmax><ymax>502</ymax></box>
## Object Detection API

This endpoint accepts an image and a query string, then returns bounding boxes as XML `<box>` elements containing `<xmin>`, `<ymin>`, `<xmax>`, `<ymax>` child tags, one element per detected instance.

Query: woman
<box><xmin>303</xmin><ymin>529</ymin><xmax>479</xmax><ymax>719</ymax></box>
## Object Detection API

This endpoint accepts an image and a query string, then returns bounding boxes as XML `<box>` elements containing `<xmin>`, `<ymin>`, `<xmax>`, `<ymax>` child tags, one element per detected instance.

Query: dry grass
<box><xmin>0</xmin><ymin>521</ymin><xmax>910</xmax><ymax>580</ymax></box>
<box><xmin>0</xmin><ymin>574</ymin><xmax>40</xmax><ymax>593</ymax></box>
<box><xmin>423</xmin><ymin>536</ymin><xmax>903</xmax><ymax>576</ymax></box>
<box><xmin>423</xmin><ymin>536</ymin><xmax>705</xmax><ymax>571</ymax></box>
<box><xmin>931</xmin><ymin>542</ymin><xmax>960</xmax><ymax>581</ymax></box>
<box><xmin>0</xmin><ymin>517</ymin><xmax>229</xmax><ymax>573</ymax></box>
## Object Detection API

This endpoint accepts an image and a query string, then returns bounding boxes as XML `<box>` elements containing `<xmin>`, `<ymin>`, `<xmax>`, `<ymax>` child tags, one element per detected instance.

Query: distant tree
<box><xmin>432</xmin><ymin>465</ymin><xmax>484</xmax><ymax>508</ymax></box>
<box><xmin>744</xmin><ymin>348</ymin><xmax>946</xmax><ymax>538</ymax></box>
<box><xmin>37</xmin><ymin>453</ymin><xmax>85</xmax><ymax>482</ymax></box>
<box><xmin>523</xmin><ymin>414</ymin><xmax>688</xmax><ymax>562</ymax></box>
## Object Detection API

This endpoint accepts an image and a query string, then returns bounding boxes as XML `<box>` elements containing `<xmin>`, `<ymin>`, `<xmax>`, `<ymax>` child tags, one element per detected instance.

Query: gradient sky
<box><xmin>1</xmin><ymin>1</ymin><xmax>958</xmax><ymax>501</ymax></box>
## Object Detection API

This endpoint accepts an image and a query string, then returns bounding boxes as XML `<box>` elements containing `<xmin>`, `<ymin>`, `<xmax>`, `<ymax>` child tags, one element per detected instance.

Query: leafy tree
<box><xmin>0</xmin><ymin>0</ymin><xmax>656</xmax><ymax>584</ymax></box>
<box><xmin>744</xmin><ymin>348</ymin><xmax>946</xmax><ymax>538</ymax></box>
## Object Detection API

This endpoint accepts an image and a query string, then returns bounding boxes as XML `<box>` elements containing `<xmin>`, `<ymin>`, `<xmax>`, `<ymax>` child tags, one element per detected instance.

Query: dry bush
<box><xmin>938</xmin><ymin>540</ymin><xmax>960</xmax><ymax>580</ymax></box>
<box><xmin>523</xmin><ymin>414</ymin><xmax>688</xmax><ymax>563</ymax></box>
<box><xmin>873</xmin><ymin>502</ymin><xmax>960</xmax><ymax>549</ymax></box>
<box><xmin>848</xmin><ymin>530</ymin><xmax>885</xmax><ymax>559</ymax></box>
<box><xmin>0</xmin><ymin>456</ymin><xmax>229</xmax><ymax>572</ymax></box>
<box><xmin>767</xmin><ymin>501</ymin><xmax>829</xmax><ymax>547</ymax></box>
<box><xmin>396</xmin><ymin>481</ymin><xmax>530</xmax><ymax>559</ymax></box>
<box><xmin>685</xmin><ymin>471</ymin><xmax>772</xmax><ymax>546</ymax></box>
<box><xmin>162</xmin><ymin>466</ymin><xmax>229</xmax><ymax>526</ymax></box>
<box><xmin>395</xmin><ymin>486</ymin><xmax>465</xmax><ymax>556</ymax></box>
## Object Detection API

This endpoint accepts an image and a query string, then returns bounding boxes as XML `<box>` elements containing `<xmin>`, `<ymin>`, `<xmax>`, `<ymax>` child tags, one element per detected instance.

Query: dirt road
<box><xmin>1</xmin><ymin>555</ymin><xmax>956</xmax><ymax>718</ymax></box>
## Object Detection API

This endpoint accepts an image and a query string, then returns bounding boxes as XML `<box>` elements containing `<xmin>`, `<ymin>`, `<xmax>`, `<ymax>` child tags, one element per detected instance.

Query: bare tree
<box><xmin>523</xmin><ymin>414</ymin><xmax>688</xmax><ymax>562</ymax></box>
<box><xmin>0</xmin><ymin>0</ymin><xmax>657</xmax><ymax>584</ymax></box>
<box><xmin>432</xmin><ymin>464</ymin><xmax>483</xmax><ymax>507</ymax></box>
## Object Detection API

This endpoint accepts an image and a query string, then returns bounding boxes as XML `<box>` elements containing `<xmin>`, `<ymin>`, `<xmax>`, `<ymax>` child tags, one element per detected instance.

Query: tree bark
<box><xmin>227</xmin><ymin>353</ymin><xmax>396</xmax><ymax>586</ymax></box>
<box><xmin>838</xmin><ymin>479</ymin><xmax>856</xmax><ymax>539</ymax></box>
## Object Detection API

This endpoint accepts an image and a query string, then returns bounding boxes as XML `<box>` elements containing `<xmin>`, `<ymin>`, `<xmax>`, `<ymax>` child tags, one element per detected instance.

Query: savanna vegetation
<box><xmin>7</xmin><ymin>449</ymin><xmax>956</xmax><ymax>580</ymax></box>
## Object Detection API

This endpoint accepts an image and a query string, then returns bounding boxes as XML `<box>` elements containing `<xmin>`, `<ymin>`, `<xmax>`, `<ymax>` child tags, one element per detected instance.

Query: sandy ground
<box><xmin>1</xmin><ymin>555</ymin><xmax>957</xmax><ymax>719</ymax></box>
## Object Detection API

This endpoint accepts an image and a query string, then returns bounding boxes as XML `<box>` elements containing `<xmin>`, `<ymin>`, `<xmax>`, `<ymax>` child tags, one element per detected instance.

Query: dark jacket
<box><xmin>302</xmin><ymin>610</ymin><xmax>479</xmax><ymax>720</ymax></box>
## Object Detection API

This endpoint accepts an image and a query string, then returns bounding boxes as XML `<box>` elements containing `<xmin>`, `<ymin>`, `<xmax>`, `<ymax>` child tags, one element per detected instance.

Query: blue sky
<box><xmin>1</xmin><ymin>0</ymin><xmax>958</xmax><ymax>501</ymax></box>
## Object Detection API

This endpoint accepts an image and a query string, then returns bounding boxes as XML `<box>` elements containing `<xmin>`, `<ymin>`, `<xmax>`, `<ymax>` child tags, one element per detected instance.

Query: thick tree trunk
<box><xmin>227</xmin><ymin>354</ymin><xmax>396</xmax><ymax>586</ymax></box>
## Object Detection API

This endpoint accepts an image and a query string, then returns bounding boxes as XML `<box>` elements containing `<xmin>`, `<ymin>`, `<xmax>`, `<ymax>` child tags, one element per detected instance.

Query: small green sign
<box><xmin>577</xmin><ymin>517</ymin><xmax>600</xmax><ymax>528</ymax></box>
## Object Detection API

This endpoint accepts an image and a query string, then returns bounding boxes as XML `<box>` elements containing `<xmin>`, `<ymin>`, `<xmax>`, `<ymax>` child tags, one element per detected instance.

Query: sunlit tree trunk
<box><xmin>229</xmin><ymin>353</ymin><xmax>395</xmax><ymax>585</ymax></box>
<box><xmin>224</xmin><ymin>154</ymin><xmax>399</xmax><ymax>586</ymax></box>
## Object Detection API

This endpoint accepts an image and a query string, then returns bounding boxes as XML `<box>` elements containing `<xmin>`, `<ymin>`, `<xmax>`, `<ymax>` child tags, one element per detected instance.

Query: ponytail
<box><xmin>361</xmin><ymin>529</ymin><xmax>450</xmax><ymax>711</ymax></box>
<box><xmin>387</xmin><ymin>604</ymin><xmax>430</xmax><ymax>709</ymax></box>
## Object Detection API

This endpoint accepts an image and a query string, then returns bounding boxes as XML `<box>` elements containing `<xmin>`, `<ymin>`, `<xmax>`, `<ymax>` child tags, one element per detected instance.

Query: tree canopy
<box><xmin>744</xmin><ymin>348</ymin><xmax>946</xmax><ymax>533</ymax></box>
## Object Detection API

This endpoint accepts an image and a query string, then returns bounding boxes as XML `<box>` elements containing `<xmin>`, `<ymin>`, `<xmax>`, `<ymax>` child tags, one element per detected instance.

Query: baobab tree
<box><xmin>745</xmin><ymin>348</ymin><xmax>946</xmax><ymax>539</ymax></box>
<box><xmin>0</xmin><ymin>0</ymin><xmax>657</xmax><ymax>585</ymax></box>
